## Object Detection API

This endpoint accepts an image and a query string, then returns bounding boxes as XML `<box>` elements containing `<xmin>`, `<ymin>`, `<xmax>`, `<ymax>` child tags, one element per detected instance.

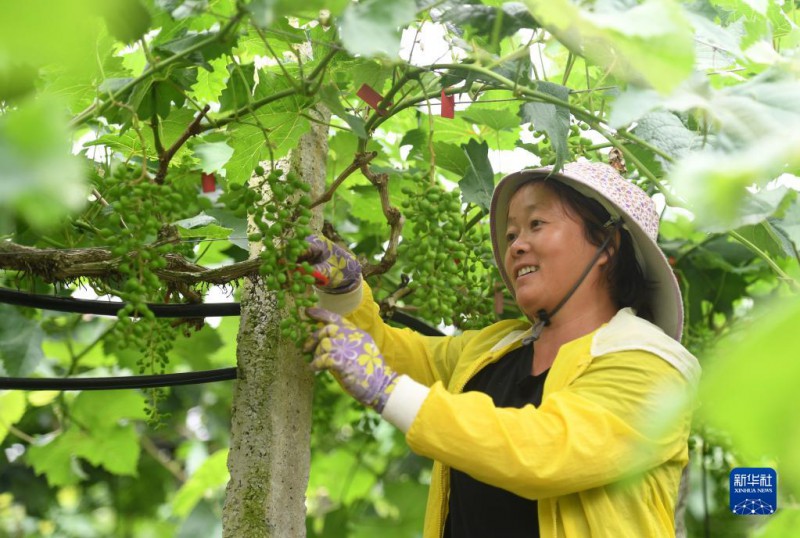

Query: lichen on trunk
<box><xmin>223</xmin><ymin>109</ymin><xmax>329</xmax><ymax>537</ymax></box>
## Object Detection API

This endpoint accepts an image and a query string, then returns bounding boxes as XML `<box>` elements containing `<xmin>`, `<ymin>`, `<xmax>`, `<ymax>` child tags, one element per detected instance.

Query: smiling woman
<box><xmin>502</xmin><ymin>181</ymin><xmax>619</xmax><ymax>351</ymax></box>
<box><xmin>500</xmin><ymin>172</ymin><xmax>654</xmax><ymax>345</ymax></box>
<box><xmin>304</xmin><ymin>160</ymin><xmax>700</xmax><ymax>538</ymax></box>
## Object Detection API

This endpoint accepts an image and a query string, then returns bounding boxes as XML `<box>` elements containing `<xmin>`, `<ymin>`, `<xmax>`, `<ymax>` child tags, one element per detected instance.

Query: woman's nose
<box><xmin>510</xmin><ymin>236</ymin><xmax>529</xmax><ymax>256</ymax></box>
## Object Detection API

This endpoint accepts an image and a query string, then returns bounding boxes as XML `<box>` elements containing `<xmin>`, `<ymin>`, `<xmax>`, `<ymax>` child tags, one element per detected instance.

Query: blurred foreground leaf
<box><xmin>699</xmin><ymin>297</ymin><xmax>800</xmax><ymax>493</ymax></box>
<box><xmin>670</xmin><ymin>132</ymin><xmax>800</xmax><ymax>232</ymax></box>
<box><xmin>339</xmin><ymin>0</ymin><xmax>416</xmax><ymax>58</ymax></box>
<box><xmin>522</xmin><ymin>0</ymin><xmax>694</xmax><ymax>93</ymax></box>
<box><xmin>0</xmin><ymin>98</ymin><xmax>87</xmax><ymax>231</ymax></box>
<box><xmin>0</xmin><ymin>391</ymin><xmax>26</xmax><ymax>444</ymax></box>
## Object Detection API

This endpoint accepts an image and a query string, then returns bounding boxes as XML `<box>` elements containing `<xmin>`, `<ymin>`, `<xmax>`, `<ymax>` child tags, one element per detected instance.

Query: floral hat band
<box><xmin>489</xmin><ymin>161</ymin><xmax>684</xmax><ymax>342</ymax></box>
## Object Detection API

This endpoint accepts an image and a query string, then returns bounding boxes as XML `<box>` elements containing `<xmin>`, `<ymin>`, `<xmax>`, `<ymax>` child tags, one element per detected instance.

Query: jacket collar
<box><xmin>488</xmin><ymin>308</ymin><xmax>700</xmax><ymax>386</ymax></box>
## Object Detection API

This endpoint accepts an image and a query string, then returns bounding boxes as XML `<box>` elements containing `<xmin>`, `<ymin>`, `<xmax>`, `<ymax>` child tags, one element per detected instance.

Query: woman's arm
<box><xmin>317</xmin><ymin>282</ymin><xmax>472</xmax><ymax>387</ymax></box>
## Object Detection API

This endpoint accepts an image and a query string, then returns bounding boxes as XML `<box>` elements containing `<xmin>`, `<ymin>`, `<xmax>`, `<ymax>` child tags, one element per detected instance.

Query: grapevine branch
<box><xmin>0</xmin><ymin>239</ymin><xmax>333</xmax><ymax>288</ymax></box>
<box><xmin>358</xmin><ymin>161</ymin><xmax>404</xmax><ymax>278</ymax></box>
<box><xmin>310</xmin><ymin>151</ymin><xmax>378</xmax><ymax>209</ymax></box>
<box><xmin>377</xmin><ymin>276</ymin><xmax>413</xmax><ymax>318</ymax></box>
<box><xmin>155</xmin><ymin>105</ymin><xmax>211</xmax><ymax>184</ymax></box>
<box><xmin>0</xmin><ymin>242</ymin><xmax>261</xmax><ymax>286</ymax></box>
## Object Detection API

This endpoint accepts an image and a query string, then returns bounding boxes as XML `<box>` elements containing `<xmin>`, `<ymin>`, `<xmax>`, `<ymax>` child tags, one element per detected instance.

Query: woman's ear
<box><xmin>598</xmin><ymin>229</ymin><xmax>620</xmax><ymax>268</ymax></box>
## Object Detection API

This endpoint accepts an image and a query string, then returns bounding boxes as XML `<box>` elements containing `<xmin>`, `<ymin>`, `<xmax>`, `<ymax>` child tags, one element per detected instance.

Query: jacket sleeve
<box><xmin>403</xmin><ymin>350</ymin><xmax>694</xmax><ymax>499</ymax></box>
<box><xmin>317</xmin><ymin>282</ymin><xmax>476</xmax><ymax>387</ymax></box>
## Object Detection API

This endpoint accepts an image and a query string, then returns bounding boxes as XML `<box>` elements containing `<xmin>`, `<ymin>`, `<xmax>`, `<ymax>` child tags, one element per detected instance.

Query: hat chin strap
<box><xmin>522</xmin><ymin>221</ymin><xmax>620</xmax><ymax>345</ymax></box>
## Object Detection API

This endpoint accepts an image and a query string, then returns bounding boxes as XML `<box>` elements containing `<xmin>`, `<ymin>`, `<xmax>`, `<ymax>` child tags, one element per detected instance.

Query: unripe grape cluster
<box><xmin>221</xmin><ymin>166</ymin><xmax>318</xmax><ymax>346</ymax></box>
<box><xmin>567</xmin><ymin>123</ymin><xmax>596</xmax><ymax>158</ymax></box>
<box><xmin>452</xmin><ymin>225</ymin><xmax>497</xmax><ymax>330</ymax></box>
<box><xmin>94</xmin><ymin>163</ymin><xmax>206</xmax><ymax>419</ymax></box>
<box><xmin>398</xmin><ymin>180</ymin><xmax>495</xmax><ymax>328</ymax></box>
<box><xmin>533</xmin><ymin>123</ymin><xmax>595</xmax><ymax>166</ymax></box>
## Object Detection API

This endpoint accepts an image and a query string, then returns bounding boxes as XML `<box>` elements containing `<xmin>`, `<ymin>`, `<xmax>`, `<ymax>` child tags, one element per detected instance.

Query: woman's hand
<box><xmin>304</xmin><ymin>235</ymin><xmax>362</xmax><ymax>294</ymax></box>
<box><xmin>304</xmin><ymin>307</ymin><xmax>398</xmax><ymax>413</ymax></box>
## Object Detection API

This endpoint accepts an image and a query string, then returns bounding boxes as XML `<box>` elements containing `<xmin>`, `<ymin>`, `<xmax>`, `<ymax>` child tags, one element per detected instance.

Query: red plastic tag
<box><xmin>201</xmin><ymin>173</ymin><xmax>216</xmax><ymax>193</ymax></box>
<box><xmin>441</xmin><ymin>90</ymin><xmax>455</xmax><ymax>119</ymax></box>
<box><xmin>357</xmin><ymin>83</ymin><xmax>390</xmax><ymax>116</ymax></box>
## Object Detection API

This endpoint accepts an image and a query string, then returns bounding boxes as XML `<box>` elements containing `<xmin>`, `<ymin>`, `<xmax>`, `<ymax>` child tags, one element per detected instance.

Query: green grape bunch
<box><xmin>398</xmin><ymin>179</ymin><xmax>495</xmax><ymax>328</ymax></box>
<box><xmin>566</xmin><ymin>122</ymin><xmax>596</xmax><ymax>159</ymax></box>
<box><xmin>91</xmin><ymin>162</ymin><xmax>211</xmax><ymax>419</ymax></box>
<box><xmin>453</xmin><ymin>223</ymin><xmax>497</xmax><ymax>330</ymax></box>
<box><xmin>222</xmin><ymin>166</ymin><xmax>319</xmax><ymax>346</ymax></box>
<box><xmin>532</xmin><ymin>123</ymin><xmax>596</xmax><ymax>166</ymax></box>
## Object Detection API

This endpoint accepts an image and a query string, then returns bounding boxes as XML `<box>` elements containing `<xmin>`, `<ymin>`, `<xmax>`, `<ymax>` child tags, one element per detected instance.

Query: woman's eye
<box><xmin>530</xmin><ymin>220</ymin><xmax>542</xmax><ymax>228</ymax></box>
<box><xmin>506</xmin><ymin>232</ymin><xmax>517</xmax><ymax>242</ymax></box>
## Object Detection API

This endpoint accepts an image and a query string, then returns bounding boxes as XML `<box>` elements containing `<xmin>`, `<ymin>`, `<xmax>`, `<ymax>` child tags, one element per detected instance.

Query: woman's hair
<box><xmin>532</xmin><ymin>178</ymin><xmax>654</xmax><ymax>321</ymax></box>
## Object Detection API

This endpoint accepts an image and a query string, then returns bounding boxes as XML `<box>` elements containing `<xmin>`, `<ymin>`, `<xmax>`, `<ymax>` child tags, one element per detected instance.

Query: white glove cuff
<box><xmin>380</xmin><ymin>375</ymin><xmax>430</xmax><ymax>433</ymax></box>
<box><xmin>315</xmin><ymin>280</ymin><xmax>363</xmax><ymax>316</ymax></box>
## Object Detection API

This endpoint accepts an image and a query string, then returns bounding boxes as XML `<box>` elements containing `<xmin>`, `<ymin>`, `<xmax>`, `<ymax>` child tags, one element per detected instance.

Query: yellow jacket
<box><xmin>321</xmin><ymin>284</ymin><xmax>700</xmax><ymax>538</ymax></box>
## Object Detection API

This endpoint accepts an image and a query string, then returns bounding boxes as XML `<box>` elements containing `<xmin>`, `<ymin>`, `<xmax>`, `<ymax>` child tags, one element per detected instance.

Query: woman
<box><xmin>304</xmin><ymin>161</ymin><xmax>700</xmax><ymax>537</ymax></box>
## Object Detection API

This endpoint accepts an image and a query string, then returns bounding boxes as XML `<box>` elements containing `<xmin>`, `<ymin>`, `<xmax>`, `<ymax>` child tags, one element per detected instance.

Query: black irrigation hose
<box><xmin>0</xmin><ymin>369</ymin><xmax>237</xmax><ymax>391</ymax></box>
<box><xmin>387</xmin><ymin>310</ymin><xmax>443</xmax><ymax>337</ymax></box>
<box><xmin>0</xmin><ymin>287</ymin><xmax>240</xmax><ymax>318</ymax></box>
<box><xmin>0</xmin><ymin>287</ymin><xmax>443</xmax><ymax>391</ymax></box>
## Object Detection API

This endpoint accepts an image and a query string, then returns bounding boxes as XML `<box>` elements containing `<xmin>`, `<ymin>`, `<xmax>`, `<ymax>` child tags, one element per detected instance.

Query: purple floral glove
<box><xmin>304</xmin><ymin>307</ymin><xmax>399</xmax><ymax>413</ymax></box>
<box><xmin>304</xmin><ymin>235</ymin><xmax>362</xmax><ymax>294</ymax></box>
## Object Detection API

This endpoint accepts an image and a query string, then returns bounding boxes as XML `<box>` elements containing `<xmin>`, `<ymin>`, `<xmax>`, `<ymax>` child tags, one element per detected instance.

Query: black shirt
<box><xmin>444</xmin><ymin>341</ymin><xmax>548</xmax><ymax>538</ymax></box>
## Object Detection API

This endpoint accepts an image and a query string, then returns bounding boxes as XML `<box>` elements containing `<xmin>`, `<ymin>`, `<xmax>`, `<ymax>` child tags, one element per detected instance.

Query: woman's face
<box><xmin>503</xmin><ymin>182</ymin><xmax>609</xmax><ymax>319</ymax></box>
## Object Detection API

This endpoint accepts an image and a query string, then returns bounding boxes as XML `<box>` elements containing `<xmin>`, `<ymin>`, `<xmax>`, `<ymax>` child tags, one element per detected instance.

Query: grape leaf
<box><xmin>433</xmin><ymin>141</ymin><xmax>470</xmax><ymax>176</ymax></box>
<box><xmin>519</xmin><ymin>81</ymin><xmax>571</xmax><ymax>171</ymax></box>
<box><xmin>100</xmin><ymin>0</ymin><xmax>152</xmax><ymax>45</ymax></box>
<box><xmin>461</xmin><ymin>103</ymin><xmax>519</xmax><ymax>132</ymax></box>
<box><xmin>71</xmin><ymin>390</ymin><xmax>149</xmax><ymax>428</ymax></box>
<box><xmin>225</xmin><ymin>71</ymin><xmax>310</xmax><ymax>185</ymax></box>
<box><xmin>631</xmin><ymin>111</ymin><xmax>698</xmax><ymax>165</ymax></box>
<box><xmin>172</xmin><ymin>449</ymin><xmax>230</xmax><ymax>517</ymax></box>
<box><xmin>700</xmin><ymin>298</ymin><xmax>800</xmax><ymax>487</ymax></box>
<box><xmin>177</xmin><ymin>223</ymin><xmax>233</xmax><ymax>240</ymax></box>
<box><xmin>194</xmin><ymin>141</ymin><xmax>234</xmax><ymax>173</ymax></box>
<box><xmin>0</xmin><ymin>305</ymin><xmax>44</xmax><ymax>376</ymax></box>
<box><xmin>319</xmin><ymin>84</ymin><xmax>367</xmax><ymax>139</ymax></box>
<box><xmin>27</xmin><ymin>422</ymin><xmax>141</xmax><ymax>486</ymax></box>
<box><xmin>26</xmin><ymin>429</ymin><xmax>87</xmax><ymax>486</ymax></box>
<box><xmin>459</xmin><ymin>139</ymin><xmax>495</xmax><ymax>210</ymax></box>
<box><xmin>607</xmin><ymin>86</ymin><xmax>661</xmax><ymax>128</ymax></box>
<box><xmin>437</xmin><ymin>2</ymin><xmax>539</xmax><ymax>41</ymax></box>
<box><xmin>773</xmin><ymin>201</ymin><xmax>800</xmax><ymax>255</ymax></box>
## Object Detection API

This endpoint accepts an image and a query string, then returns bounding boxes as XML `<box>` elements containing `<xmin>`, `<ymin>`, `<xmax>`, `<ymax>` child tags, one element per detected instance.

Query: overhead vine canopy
<box><xmin>1</xmin><ymin>0</ymin><xmax>800</xmax><ymax>536</ymax></box>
